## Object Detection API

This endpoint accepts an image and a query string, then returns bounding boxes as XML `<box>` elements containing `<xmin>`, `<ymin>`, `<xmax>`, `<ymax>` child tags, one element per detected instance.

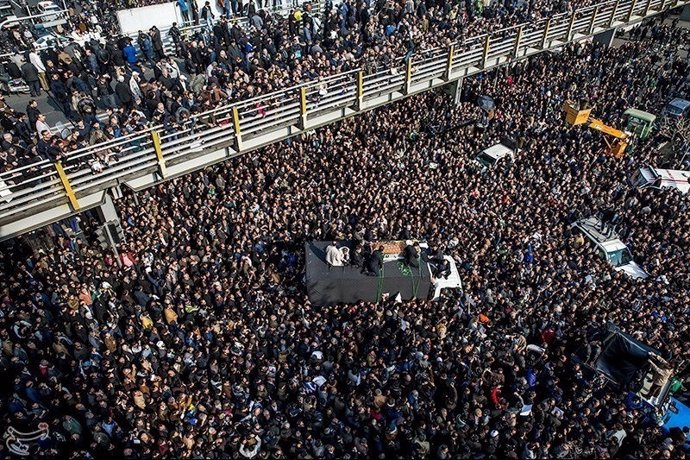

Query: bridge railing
<box><xmin>0</xmin><ymin>0</ymin><xmax>682</xmax><ymax>231</ymax></box>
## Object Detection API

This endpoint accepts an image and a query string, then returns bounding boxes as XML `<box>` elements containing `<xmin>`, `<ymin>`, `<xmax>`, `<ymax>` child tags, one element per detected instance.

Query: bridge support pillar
<box><xmin>97</xmin><ymin>193</ymin><xmax>119</xmax><ymax>223</ymax></box>
<box><xmin>446</xmin><ymin>78</ymin><xmax>463</xmax><ymax>106</ymax></box>
<box><xmin>593</xmin><ymin>28</ymin><xmax>616</xmax><ymax>47</ymax></box>
<box><xmin>681</xmin><ymin>4</ymin><xmax>690</xmax><ymax>21</ymax></box>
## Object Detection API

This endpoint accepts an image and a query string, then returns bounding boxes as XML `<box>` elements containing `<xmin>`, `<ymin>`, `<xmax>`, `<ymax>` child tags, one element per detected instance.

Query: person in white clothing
<box><xmin>29</xmin><ymin>50</ymin><xmax>48</xmax><ymax>91</ymax></box>
<box><xmin>35</xmin><ymin>113</ymin><xmax>51</xmax><ymax>135</ymax></box>
<box><xmin>129</xmin><ymin>72</ymin><xmax>143</xmax><ymax>103</ymax></box>
<box><xmin>325</xmin><ymin>242</ymin><xmax>344</xmax><ymax>266</ymax></box>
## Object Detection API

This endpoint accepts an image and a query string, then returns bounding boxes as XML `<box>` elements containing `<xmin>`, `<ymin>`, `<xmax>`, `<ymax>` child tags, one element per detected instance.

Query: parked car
<box><xmin>34</xmin><ymin>33</ymin><xmax>72</xmax><ymax>50</ymax></box>
<box><xmin>571</xmin><ymin>217</ymin><xmax>648</xmax><ymax>279</ymax></box>
<box><xmin>663</xmin><ymin>98</ymin><xmax>690</xmax><ymax>119</ymax></box>
<box><xmin>475</xmin><ymin>142</ymin><xmax>515</xmax><ymax>168</ymax></box>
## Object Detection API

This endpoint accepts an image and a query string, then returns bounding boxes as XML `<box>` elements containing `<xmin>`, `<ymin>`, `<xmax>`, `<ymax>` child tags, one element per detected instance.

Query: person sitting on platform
<box><xmin>325</xmin><ymin>241</ymin><xmax>344</xmax><ymax>267</ymax></box>
<box><xmin>433</xmin><ymin>258</ymin><xmax>451</xmax><ymax>280</ymax></box>
<box><xmin>350</xmin><ymin>245</ymin><xmax>364</xmax><ymax>268</ymax></box>
<box><xmin>404</xmin><ymin>241</ymin><xmax>420</xmax><ymax>268</ymax></box>
<box><xmin>339</xmin><ymin>246</ymin><xmax>350</xmax><ymax>265</ymax></box>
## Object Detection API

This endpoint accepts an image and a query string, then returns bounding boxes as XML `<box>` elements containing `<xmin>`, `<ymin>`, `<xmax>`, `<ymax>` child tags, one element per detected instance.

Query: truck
<box><xmin>630</xmin><ymin>166</ymin><xmax>690</xmax><ymax>195</ymax></box>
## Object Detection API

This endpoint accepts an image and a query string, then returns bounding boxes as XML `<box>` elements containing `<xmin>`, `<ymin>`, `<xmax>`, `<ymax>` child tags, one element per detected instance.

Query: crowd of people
<box><xmin>0</xmin><ymin>0</ymin><xmax>610</xmax><ymax>175</ymax></box>
<box><xmin>1</xmin><ymin>14</ymin><xmax>690</xmax><ymax>458</ymax></box>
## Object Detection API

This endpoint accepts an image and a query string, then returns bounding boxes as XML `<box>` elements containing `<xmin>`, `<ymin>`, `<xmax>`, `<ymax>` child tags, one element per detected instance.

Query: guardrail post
<box><xmin>589</xmin><ymin>6</ymin><xmax>599</xmax><ymax>34</ymax></box>
<box><xmin>55</xmin><ymin>161</ymin><xmax>80</xmax><ymax>212</ymax></box>
<box><xmin>626</xmin><ymin>0</ymin><xmax>637</xmax><ymax>21</ymax></box>
<box><xmin>445</xmin><ymin>45</ymin><xmax>455</xmax><ymax>81</ymax></box>
<box><xmin>299</xmin><ymin>87</ymin><xmax>308</xmax><ymax>129</ymax></box>
<box><xmin>609</xmin><ymin>0</ymin><xmax>620</xmax><ymax>26</ymax></box>
<box><xmin>541</xmin><ymin>18</ymin><xmax>552</xmax><ymax>48</ymax></box>
<box><xmin>150</xmin><ymin>130</ymin><xmax>167</xmax><ymax>179</ymax></box>
<box><xmin>481</xmin><ymin>35</ymin><xmax>490</xmax><ymax>68</ymax></box>
<box><xmin>643</xmin><ymin>0</ymin><xmax>652</xmax><ymax>15</ymax></box>
<box><xmin>513</xmin><ymin>26</ymin><xmax>523</xmax><ymax>58</ymax></box>
<box><xmin>356</xmin><ymin>70</ymin><xmax>364</xmax><ymax>111</ymax></box>
<box><xmin>566</xmin><ymin>13</ymin><xmax>576</xmax><ymax>41</ymax></box>
<box><xmin>450</xmin><ymin>77</ymin><xmax>463</xmax><ymax>106</ymax></box>
<box><xmin>404</xmin><ymin>57</ymin><xmax>413</xmax><ymax>94</ymax></box>
<box><xmin>232</xmin><ymin>106</ymin><xmax>243</xmax><ymax>151</ymax></box>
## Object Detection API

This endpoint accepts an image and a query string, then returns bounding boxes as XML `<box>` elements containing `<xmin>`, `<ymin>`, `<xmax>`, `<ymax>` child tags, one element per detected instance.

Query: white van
<box><xmin>571</xmin><ymin>217</ymin><xmax>648</xmax><ymax>280</ymax></box>
<box><xmin>631</xmin><ymin>166</ymin><xmax>690</xmax><ymax>194</ymax></box>
<box><xmin>475</xmin><ymin>143</ymin><xmax>515</xmax><ymax>168</ymax></box>
<box><xmin>35</xmin><ymin>1</ymin><xmax>67</xmax><ymax>28</ymax></box>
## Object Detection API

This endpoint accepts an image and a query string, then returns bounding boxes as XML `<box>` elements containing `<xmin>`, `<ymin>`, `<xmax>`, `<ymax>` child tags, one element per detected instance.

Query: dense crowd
<box><xmin>1</xmin><ymin>16</ymin><xmax>690</xmax><ymax>458</ymax></box>
<box><xmin>0</xmin><ymin>0</ymin><xmax>611</xmax><ymax>173</ymax></box>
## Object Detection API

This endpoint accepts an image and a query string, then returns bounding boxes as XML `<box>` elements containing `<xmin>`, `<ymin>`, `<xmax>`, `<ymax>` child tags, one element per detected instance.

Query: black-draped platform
<box><xmin>305</xmin><ymin>241</ymin><xmax>432</xmax><ymax>306</ymax></box>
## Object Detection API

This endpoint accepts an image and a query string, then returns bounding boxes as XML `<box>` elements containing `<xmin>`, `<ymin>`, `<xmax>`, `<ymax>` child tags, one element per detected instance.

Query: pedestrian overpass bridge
<box><xmin>0</xmin><ymin>0</ymin><xmax>687</xmax><ymax>241</ymax></box>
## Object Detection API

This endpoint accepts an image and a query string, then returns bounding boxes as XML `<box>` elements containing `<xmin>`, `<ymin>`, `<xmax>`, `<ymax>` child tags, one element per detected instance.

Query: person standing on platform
<box><xmin>404</xmin><ymin>241</ymin><xmax>420</xmax><ymax>268</ymax></box>
<box><xmin>366</xmin><ymin>245</ymin><xmax>384</xmax><ymax>276</ymax></box>
<box><xmin>325</xmin><ymin>241</ymin><xmax>343</xmax><ymax>266</ymax></box>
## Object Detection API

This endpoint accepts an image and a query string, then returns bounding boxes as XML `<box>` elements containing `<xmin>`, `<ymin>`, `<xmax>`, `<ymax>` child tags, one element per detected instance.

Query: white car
<box><xmin>475</xmin><ymin>143</ymin><xmax>515</xmax><ymax>168</ymax></box>
<box><xmin>68</xmin><ymin>31</ymin><xmax>104</xmax><ymax>47</ymax></box>
<box><xmin>571</xmin><ymin>217</ymin><xmax>648</xmax><ymax>280</ymax></box>
<box><xmin>34</xmin><ymin>33</ymin><xmax>71</xmax><ymax>50</ymax></box>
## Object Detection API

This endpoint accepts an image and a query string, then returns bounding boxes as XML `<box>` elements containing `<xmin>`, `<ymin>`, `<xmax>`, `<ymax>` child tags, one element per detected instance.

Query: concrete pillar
<box><xmin>593</xmin><ymin>28</ymin><xmax>616</xmax><ymax>47</ymax></box>
<box><xmin>681</xmin><ymin>4</ymin><xmax>690</xmax><ymax>22</ymax></box>
<box><xmin>97</xmin><ymin>193</ymin><xmax>119</xmax><ymax>223</ymax></box>
<box><xmin>446</xmin><ymin>78</ymin><xmax>463</xmax><ymax>106</ymax></box>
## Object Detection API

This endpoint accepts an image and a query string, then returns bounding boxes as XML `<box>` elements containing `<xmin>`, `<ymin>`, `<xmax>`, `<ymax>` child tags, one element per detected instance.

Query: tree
<box><xmin>657</xmin><ymin>116</ymin><xmax>690</xmax><ymax>168</ymax></box>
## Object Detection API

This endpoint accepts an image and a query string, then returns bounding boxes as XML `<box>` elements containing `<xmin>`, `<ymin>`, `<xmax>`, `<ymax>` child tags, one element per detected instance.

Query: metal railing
<box><xmin>0</xmin><ymin>0</ymin><xmax>685</xmax><ymax>240</ymax></box>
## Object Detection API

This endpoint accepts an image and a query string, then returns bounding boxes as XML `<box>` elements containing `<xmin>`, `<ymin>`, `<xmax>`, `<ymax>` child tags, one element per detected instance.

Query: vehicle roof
<box><xmin>655</xmin><ymin>168</ymin><xmax>690</xmax><ymax>193</ymax></box>
<box><xmin>574</xmin><ymin>217</ymin><xmax>624</xmax><ymax>247</ymax></box>
<box><xmin>600</xmin><ymin>239</ymin><xmax>628</xmax><ymax>252</ymax></box>
<box><xmin>668</xmin><ymin>98</ymin><xmax>690</xmax><ymax>110</ymax></box>
<box><xmin>479</xmin><ymin>143</ymin><xmax>512</xmax><ymax>160</ymax></box>
<box><xmin>623</xmin><ymin>108</ymin><xmax>656</xmax><ymax>123</ymax></box>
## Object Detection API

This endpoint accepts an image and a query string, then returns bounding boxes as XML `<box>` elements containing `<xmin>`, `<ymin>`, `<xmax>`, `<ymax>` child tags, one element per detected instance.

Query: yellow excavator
<box><xmin>562</xmin><ymin>100</ymin><xmax>629</xmax><ymax>158</ymax></box>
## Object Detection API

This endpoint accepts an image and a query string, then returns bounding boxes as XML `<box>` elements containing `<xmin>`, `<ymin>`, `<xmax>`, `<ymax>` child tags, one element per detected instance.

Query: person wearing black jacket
<box><xmin>366</xmin><ymin>246</ymin><xmax>384</xmax><ymax>276</ymax></box>
<box><xmin>21</xmin><ymin>59</ymin><xmax>41</xmax><ymax>97</ymax></box>
<box><xmin>36</xmin><ymin>131</ymin><xmax>62</xmax><ymax>163</ymax></box>
<box><xmin>150</xmin><ymin>26</ymin><xmax>165</xmax><ymax>61</ymax></box>
<box><xmin>350</xmin><ymin>245</ymin><xmax>364</xmax><ymax>268</ymax></box>
<box><xmin>169</xmin><ymin>23</ymin><xmax>182</xmax><ymax>53</ymax></box>
<box><xmin>13</xmin><ymin>113</ymin><xmax>33</xmax><ymax>144</ymax></box>
<box><xmin>49</xmin><ymin>74</ymin><xmax>72</xmax><ymax>119</ymax></box>
<box><xmin>200</xmin><ymin>1</ymin><xmax>214</xmax><ymax>32</ymax></box>
<box><xmin>114</xmin><ymin>75</ymin><xmax>133</xmax><ymax>111</ymax></box>
<box><xmin>107</xmin><ymin>41</ymin><xmax>125</xmax><ymax>68</ymax></box>
<box><xmin>96</xmin><ymin>45</ymin><xmax>111</xmax><ymax>75</ymax></box>
<box><xmin>26</xmin><ymin>100</ymin><xmax>41</xmax><ymax>132</ymax></box>
<box><xmin>404</xmin><ymin>242</ymin><xmax>420</xmax><ymax>268</ymax></box>
<box><xmin>96</xmin><ymin>74</ymin><xmax>116</xmax><ymax>109</ymax></box>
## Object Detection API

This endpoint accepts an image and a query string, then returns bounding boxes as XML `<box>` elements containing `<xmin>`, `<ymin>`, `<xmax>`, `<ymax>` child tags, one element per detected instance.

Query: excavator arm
<box><xmin>562</xmin><ymin>100</ymin><xmax>629</xmax><ymax>157</ymax></box>
<box><xmin>587</xmin><ymin>118</ymin><xmax>628</xmax><ymax>140</ymax></box>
